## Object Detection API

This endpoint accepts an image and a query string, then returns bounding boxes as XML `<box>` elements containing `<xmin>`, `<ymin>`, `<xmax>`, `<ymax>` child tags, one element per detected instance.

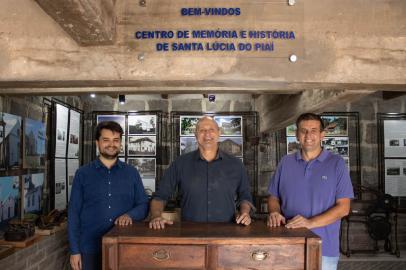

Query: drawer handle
<box><xmin>251</xmin><ymin>250</ymin><xmax>268</xmax><ymax>261</ymax></box>
<box><xmin>152</xmin><ymin>249</ymin><xmax>170</xmax><ymax>261</ymax></box>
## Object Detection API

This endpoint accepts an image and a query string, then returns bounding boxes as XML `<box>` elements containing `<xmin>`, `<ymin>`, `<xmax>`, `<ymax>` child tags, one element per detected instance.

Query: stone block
<box><xmin>121</xmin><ymin>100</ymin><xmax>146</xmax><ymax>111</ymax></box>
<box><xmin>7</xmin><ymin>259</ymin><xmax>27</xmax><ymax>270</ymax></box>
<box><xmin>205</xmin><ymin>100</ymin><xmax>231</xmax><ymax>112</ymax></box>
<box><xmin>364</xmin><ymin>122</ymin><xmax>377</xmax><ymax>144</ymax></box>
<box><xmin>360</xmin><ymin>146</ymin><xmax>379</xmax><ymax>168</ymax></box>
<box><xmin>232</xmin><ymin>100</ymin><xmax>253</xmax><ymax>111</ymax></box>
<box><xmin>171</xmin><ymin>99</ymin><xmax>202</xmax><ymax>112</ymax></box>
<box><xmin>148</xmin><ymin>100</ymin><xmax>169</xmax><ymax>112</ymax></box>
<box><xmin>361</xmin><ymin>168</ymin><xmax>379</xmax><ymax>187</ymax></box>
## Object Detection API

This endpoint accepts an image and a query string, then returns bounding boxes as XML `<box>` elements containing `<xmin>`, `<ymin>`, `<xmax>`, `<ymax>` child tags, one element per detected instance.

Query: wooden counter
<box><xmin>102</xmin><ymin>222</ymin><xmax>321</xmax><ymax>270</ymax></box>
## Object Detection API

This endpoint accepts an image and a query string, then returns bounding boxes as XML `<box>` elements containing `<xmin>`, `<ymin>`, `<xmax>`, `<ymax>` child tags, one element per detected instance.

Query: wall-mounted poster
<box><xmin>286</xmin><ymin>124</ymin><xmax>297</xmax><ymax>136</ymax></box>
<box><xmin>287</xmin><ymin>137</ymin><xmax>300</xmax><ymax>154</ymax></box>
<box><xmin>384</xmin><ymin>120</ymin><xmax>406</xmax><ymax>158</ymax></box>
<box><xmin>96</xmin><ymin>114</ymin><xmax>126</xmax><ymax>156</ymax></box>
<box><xmin>321</xmin><ymin>116</ymin><xmax>348</xmax><ymax>136</ymax></box>
<box><xmin>67</xmin><ymin>159</ymin><xmax>79</xmax><ymax>202</ymax></box>
<box><xmin>219</xmin><ymin>137</ymin><xmax>243</xmax><ymax>157</ymax></box>
<box><xmin>24</xmin><ymin>118</ymin><xmax>46</xmax><ymax>168</ymax></box>
<box><xmin>128</xmin><ymin>115</ymin><xmax>156</xmax><ymax>135</ymax></box>
<box><xmin>128</xmin><ymin>158</ymin><xmax>156</xmax><ymax>195</ymax></box>
<box><xmin>55</xmin><ymin>104</ymin><xmax>69</xmax><ymax>158</ymax></box>
<box><xmin>23</xmin><ymin>173</ymin><xmax>44</xmax><ymax>214</ymax></box>
<box><xmin>0</xmin><ymin>176</ymin><xmax>20</xmax><ymax>225</ymax></box>
<box><xmin>54</xmin><ymin>158</ymin><xmax>67</xmax><ymax>210</ymax></box>
<box><xmin>128</xmin><ymin>136</ymin><xmax>156</xmax><ymax>156</ymax></box>
<box><xmin>214</xmin><ymin>116</ymin><xmax>242</xmax><ymax>136</ymax></box>
<box><xmin>68</xmin><ymin>110</ymin><xmax>81</xmax><ymax>158</ymax></box>
<box><xmin>180</xmin><ymin>137</ymin><xmax>198</xmax><ymax>155</ymax></box>
<box><xmin>322</xmin><ymin>137</ymin><xmax>349</xmax><ymax>157</ymax></box>
<box><xmin>0</xmin><ymin>113</ymin><xmax>22</xmax><ymax>169</ymax></box>
<box><xmin>180</xmin><ymin>116</ymin><xmax>202</xmax><ymax>136</ymax></box>
<box><xmin>384</xmin><ymin>159</ymin><xmax>406</xmax><ymax>197</ymax></box>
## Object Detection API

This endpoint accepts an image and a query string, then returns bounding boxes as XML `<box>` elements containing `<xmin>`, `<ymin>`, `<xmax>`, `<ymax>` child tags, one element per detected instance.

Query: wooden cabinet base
<box><xmin>102</xmin><ymin>222</ymin><xmax>321</xmax><ymax>270</ymax></box>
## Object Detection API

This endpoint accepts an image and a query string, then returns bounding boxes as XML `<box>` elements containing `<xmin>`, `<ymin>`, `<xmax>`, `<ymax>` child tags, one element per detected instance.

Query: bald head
<box><xmin>195</xmin><ymin>116</ymin><xmax>219</xmax><ymax>134</ymax></box>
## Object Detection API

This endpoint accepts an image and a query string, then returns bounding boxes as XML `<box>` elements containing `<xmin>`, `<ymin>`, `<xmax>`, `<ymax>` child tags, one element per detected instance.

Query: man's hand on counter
<box><xmin>149</xmin><ymin>216</ymin><xmax>174</xmax><ymax>229</ymax></box>
<box><xmin>115</xmin><ymin>214</ymin><xmax>133</xmax><ymax>226</ymax></box>
<box><xmin>235</xmin><ymin>212</ymin><xmax>251</xmax><ymax>225</ymax></box>
<box><xmin>267</xmin><ymin>212</ymin><xmax>286</xmax><ymax>227</ymax></box>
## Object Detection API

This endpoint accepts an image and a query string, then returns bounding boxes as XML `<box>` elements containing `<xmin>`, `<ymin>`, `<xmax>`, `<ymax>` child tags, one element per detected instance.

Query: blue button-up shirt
<box><xmin>154</xmin><ymin>150</ymin><xmax>253</xmax><ymax>222</ymax></box>
<box><xmin>68</xmin><ymin>158</ymin><xmax>149</xmax><ymax>254</ymax></box>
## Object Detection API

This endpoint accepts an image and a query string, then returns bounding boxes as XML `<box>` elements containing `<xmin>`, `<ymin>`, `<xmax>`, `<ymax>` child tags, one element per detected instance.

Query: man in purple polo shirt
<box><xmin>267</xmin><ymin>113</ymin><xmax>354</xmax><ymax>270</ymax></box>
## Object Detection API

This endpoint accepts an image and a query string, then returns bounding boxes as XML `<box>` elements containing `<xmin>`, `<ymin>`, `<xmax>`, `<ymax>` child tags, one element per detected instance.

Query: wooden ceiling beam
<box><xmin>35</xmin><ymin>0</ymin><xmax>116</xmax><ymax>46</ymax></box>
<box><xmin>256</xmin><ymin>89</ymin><xmax>372</xmax><ymax>133</ymax></box>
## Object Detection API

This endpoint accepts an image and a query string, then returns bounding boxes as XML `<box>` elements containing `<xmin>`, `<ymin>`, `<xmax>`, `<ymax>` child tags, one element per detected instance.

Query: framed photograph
<box><xmin>180</xmin><ymin>137</ymin><xmax>198</xmax><ymax>155</ymax></box>
<box><xmin>214</xmin><ymin>116</ymin><xmax>242</xmax><ymax>136</ymax></box>
<box><xmin>24</xmin><ymin>118</ymin><xmax>46</xmax><ymax>168</ymax></box>
<box><xmin>383</xmin><ymin>120</ymin><xmax>406</xmax><ymax>157</ymax></box>
<box><xmin>55</xmin><ymin>104</ymin><xmax>69</xmax><ymax>158</ymax></box>
<box><xmin>67</xmin><ymin>159</ymin><xmax>79</xmax><ymax>202</ymax></box>
<box><xmin>68</xmin><ymin>110</ymin><xmax>81</xmax><ymax>158</ymax></box>
<box><xmin>0</xmin><ymin>176</ymin><xmax>20</xmax><ymax>225</ymax></box>
<box><xmin>128</xmin><ymin>158</ymin><xmax>156</xmax><ymax>196</ymax></box>
<box><xmin>180</xmin><ymin>116</ymin><xmax>202</xmax><ymax>136</ymax></box>
<box><xmin>321</xmin><ymin>116</ymin><xmax>348</xmax><ymax>136</ymax></box>
<box><xmin>128</xmin><ymin>115</ymin><xmax>156</xmax><ymax>135</ymax></box>
<box><xmin>219</xmin><ymin>137</ymin><xmax>243</xmax><ymax>157</ymax></box>
<box><xmin>128</xmin><ymin>135</ymin><xmax>156</xmax><ymax>156</ymax></box>
<box><xmin>54</xmin><ymin>158</ymin><xmax>67</xmax><ymax>211</ymax></box>
<box><xmin>384</xmin><ymin>159</ymin><xmax>406</xmax><ymax>197</ymax></box>
<box><xmin>286</xmin><ymin>124</ymin><xmax>297</xmax><ymax>136</ymax></box>
<box><xmin>287</xmin><ymin>137</ymin><xmax>300</xmax><ymax>154</ymax></box>
<box><xmin>128</xmin><ymin>158</ymin><xmax>156</xmax><ymax>179</ymax></box>
<box><xmin>96</xmin><ymin>114</ymin><xmax>126</xmax><ymax>156</ymax></box>
<box><xmin>23</xmin><ymin>173</ymin><xmax>44</xmax><ymax>214</ymax></box>
<box><xmin>0</xmin><ymin>112</ymin><xmax>22</xmax><ymax>169</ymax></box>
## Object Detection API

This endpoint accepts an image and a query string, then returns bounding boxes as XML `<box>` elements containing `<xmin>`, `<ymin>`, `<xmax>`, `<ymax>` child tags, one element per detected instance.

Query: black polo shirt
<box><xmin>154</xmin><ymin>150</ymin><xmax>253</xmax><ymax>222</ymax></box>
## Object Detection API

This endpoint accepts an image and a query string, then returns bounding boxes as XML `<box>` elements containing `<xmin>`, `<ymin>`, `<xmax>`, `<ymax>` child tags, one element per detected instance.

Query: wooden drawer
<box><xmin>217</xmin><ymin>244</ymin><xmax>305</xmax><ymax>270</ymax></box>
<box><xmin>118</xmin><ymin>244</ymin><xmax>207</xmax><ymax>269</ymax></box>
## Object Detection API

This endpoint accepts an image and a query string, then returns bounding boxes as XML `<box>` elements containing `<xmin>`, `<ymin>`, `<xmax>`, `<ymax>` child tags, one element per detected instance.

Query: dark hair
<box><xmin>95</xmin><ymin>121</ymin><xmax>123</xmax><ymax>140</ymax></box>
<box><xmin>296</xmin><ymin>113</ymin><xmax>325</xmax><ymax>131</ymax></box>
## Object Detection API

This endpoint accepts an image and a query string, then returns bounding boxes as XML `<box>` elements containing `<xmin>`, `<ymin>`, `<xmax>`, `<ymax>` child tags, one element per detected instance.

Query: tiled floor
<box><xmin>338</xmin><ymin>250</ymin><xmax>406</xmax><ymax>270</ymax></box>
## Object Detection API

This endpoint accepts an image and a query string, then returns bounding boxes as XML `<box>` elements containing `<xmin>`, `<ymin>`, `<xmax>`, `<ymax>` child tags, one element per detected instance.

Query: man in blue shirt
<box><xmin>68</xmin><ymin>121</ymin><xmax>149</xmax><ymax>270</ymax></box>
<box><xmin>268</xmin><ymin>113</ymin><xmax>354</xmax><ymax>270</ymax></box>
<box><xmin>149</xmin><ymin>116</ymin><xmax>253</xmax><ymax>229</ymax></box>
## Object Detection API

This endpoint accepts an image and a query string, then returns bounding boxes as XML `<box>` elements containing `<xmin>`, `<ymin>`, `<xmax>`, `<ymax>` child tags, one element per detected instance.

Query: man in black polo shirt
<box><xmin>149</xmin><ymin>116</ymin><xmax>253</xmax><ymax>229</ymax></box>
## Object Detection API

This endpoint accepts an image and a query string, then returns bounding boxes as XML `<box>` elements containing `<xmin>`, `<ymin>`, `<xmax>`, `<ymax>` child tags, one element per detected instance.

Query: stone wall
<box><xmin>0</xmin><ymin>229</ymin><xmax>68</xmax><ymax>270</ymax></box>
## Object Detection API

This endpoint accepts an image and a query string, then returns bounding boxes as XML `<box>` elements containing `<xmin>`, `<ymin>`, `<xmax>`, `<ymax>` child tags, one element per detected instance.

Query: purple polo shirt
<box><xmin>268</xmin><ymin>149</ymin><xmax>354</xmax><ymax>257</ymax></box>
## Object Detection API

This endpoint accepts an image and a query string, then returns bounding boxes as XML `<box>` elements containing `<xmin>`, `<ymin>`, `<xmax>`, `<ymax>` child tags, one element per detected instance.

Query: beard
<box><xmin>99</xmin><ymin>147</ymin><xmax>120</xmax><ymax>160</ymax></box>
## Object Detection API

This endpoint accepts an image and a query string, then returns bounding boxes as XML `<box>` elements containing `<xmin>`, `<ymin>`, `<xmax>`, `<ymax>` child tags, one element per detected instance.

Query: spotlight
<box><xmin>90</xmin><ymin>93</ymin><xmax>96</xmax><ymax>98</ymax></box>
<box><xmin>119</xmin><ymin>95</ymin><xmax>125</xmax><ymax>105</ymax></box>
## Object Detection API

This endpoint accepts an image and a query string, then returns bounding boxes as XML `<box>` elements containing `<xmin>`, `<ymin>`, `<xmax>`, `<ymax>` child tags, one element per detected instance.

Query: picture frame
<box><xmin>23</xmin><ymin>118</ymin><xmax>46</xmax><ymax>168</ymax></box>
<box><xmin>180</xmin><ymin>116</ymin><xmax>202</xmax><ymax>136</ymax></box>
<box><xmin>219</xmin><ymin>137</ymin><xmax>243</xmax><ymax>157</ymax></box>
<box><xmin>321</xmin><ymin>116</ymin><xmax>348</xmax><ymax>136</ymax></box>
<box><xmin>128</xmin><ymin>115</ymin><xmax>157</xmax><ymax>135</ymax></box>
<box><xmin>180</xmin><ymin>137</ymin><xmax>198</xmax><ymax>155</ymax></box>
<box><xmin>0</xmin><ymin>112</ymin><xmax>22</xmax><ymax>169</ymax></box>
<box><xmin>214</xmin><ymin>116</ymin><xmax>242</xmax><ymax>136</ymax></box>
<box><xmin>128</xmin><ymin>135</ymin><xmax>156</xmax><ymax>156</ymax></box>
